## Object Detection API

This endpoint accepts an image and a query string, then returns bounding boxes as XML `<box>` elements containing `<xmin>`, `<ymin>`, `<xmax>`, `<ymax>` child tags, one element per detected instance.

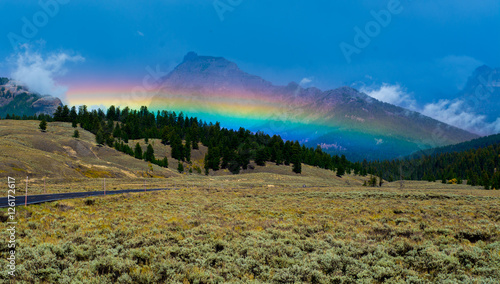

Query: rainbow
<box><xmin>67</xmin><ymin>84</ymin><xmax>326</xmax><ymax>128</ymax></box>
<box><xmin>66</xmin><ymin>83</ymin><xmax>445</xmax><ymax>160</ymax></box>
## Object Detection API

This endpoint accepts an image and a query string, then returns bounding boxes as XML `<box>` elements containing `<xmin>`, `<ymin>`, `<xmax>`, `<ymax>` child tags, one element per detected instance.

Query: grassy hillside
<box><xmin>0</xmin><ymin>120</ymin><xmax>178</xmax><ymax>179</ymax></box>
<box><xmin>0</xmin><ymin>120</ymin><xmax>364</xmax><ymax>193</ymax></box>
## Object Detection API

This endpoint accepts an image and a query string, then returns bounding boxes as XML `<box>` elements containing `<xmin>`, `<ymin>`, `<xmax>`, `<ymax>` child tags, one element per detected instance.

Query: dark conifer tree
<box><xmin>95</xmin><ymin>129</ymin><xmax>105</xmax><ymax>145</ymax></box>
<box><xmin>145</xmin><ymin>144</ymin><xmax>155</xmax><ymax>162</ymax></box>
<box><xmin>255</xmin><ymin>147</ymin><xmax>268</xmax><ymax>166</ymax></box>
<box><xmin>39</xmin><ymin>119</ymin><xmax>47</xmax><ymax>132</ymax></box>
<box><xmin>291</xmin><ymin>141</ymin><xmax>302</xmax><ymax>174</ymax></box>
<box><xmin>184</xmin><ymin>137</ymin><xmax>191</xmax><ymax>162</ymax></box>
<box><xmin>134</xmin><ymin>143</ymin><xmax>143</xmax><ymax>159</ymax></box>
<box><xmin>336</xmin><ymin>166</ymin><xmax>345</xmax><ymax>177</ymax></box>
<box><xmin>177</xmin><ymin>162</ymin><xmax>184</xmax><ymax>173</ymax></box>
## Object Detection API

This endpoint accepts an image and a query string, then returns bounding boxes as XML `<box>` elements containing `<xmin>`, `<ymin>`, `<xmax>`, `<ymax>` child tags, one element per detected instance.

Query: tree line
<box><xmin>48</xmin><ymin>105</ymin><xmax>355</xmax><ymax>176</ymax></box>
<box><xmin>362</xmin><ymin>144</ymin><xmax>500</xmax><ymax>190</ymax></box>
<box><xmin>10</xmin><ymin>103</ymin><xmax>498</xmax><ymax>189</ymax></box>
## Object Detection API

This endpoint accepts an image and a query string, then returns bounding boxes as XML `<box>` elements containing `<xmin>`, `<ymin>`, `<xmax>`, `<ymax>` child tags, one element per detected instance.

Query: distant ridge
<box><xmin>412</xmin><ymin>132</ymin><xmax>500</xmax><ymax>158</ymax></box>
<box><xmin>0</xmin><ymin>77</ymin><xmax>62</xmax><ymax>118</ymax></box>
<box><xmin>149</xmin><ymin>52</ymin><xmax>479</xmax><ymax>160</ymax></box>
<box><xmin>458</xmin><ymin>65</ymin><xmax>500</xmax><ymax>128</ymax></box>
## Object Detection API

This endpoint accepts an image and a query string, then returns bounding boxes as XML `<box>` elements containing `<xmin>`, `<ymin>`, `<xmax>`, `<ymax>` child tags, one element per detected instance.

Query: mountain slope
<box><xmin>0</xmin><ymin>77</ymin><xmax>62</xmax><ymax>118</ymax></box>
<box><xmin>411</xmin><ymin>132</ymin><xmax>500</xmax><ymax>158</ymax></box>
<box><xmin>149</xmin><ymin>52</ymin><xmax>478</xmax><ymax>161</ymax></box>
<box><xmin>459</xmin><ymin>65</ymin><xmax>500</xmax><ymax>121</ymax></box>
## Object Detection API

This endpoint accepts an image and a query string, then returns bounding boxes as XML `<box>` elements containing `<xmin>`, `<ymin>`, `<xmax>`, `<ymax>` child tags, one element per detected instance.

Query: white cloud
<box><xmin>421</xmin><ymin>99</ymin><xmax>500</xmax><ymax>135</ymax></box>
<box><xmin>137</xmin><ymin>31</ymin><xmax>144</xmax><ymax>36</ymax></box>
<box><xmin>491</xmin><ymin>118</ymin><xmax>500</xmax><ymax>134</ymax></box>
<box><xmin>361</xmin><ymin>83</ymin><xmax>417</xmax><ymax>110</ymax></box>
<box><xmin>9</xmin><ymin>46</ymin><xmax>84</xmax><ymax>102</ymax></box>
<box><xmin>299</xmin><ymin>77</ymin><xmax>312</xmax><ymax>86</ymax></box>
<box><xmin>362</xmin><ymin>83</ymin><xmax>500</xmax><ymax>135</ymax></box>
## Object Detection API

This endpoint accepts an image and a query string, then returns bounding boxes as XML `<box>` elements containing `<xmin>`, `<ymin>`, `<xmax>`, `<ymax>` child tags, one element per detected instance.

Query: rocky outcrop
<box><xmin>0</xmin><ymin>77</ymin><xmax>62</xmax><ymax>117</ymax></box>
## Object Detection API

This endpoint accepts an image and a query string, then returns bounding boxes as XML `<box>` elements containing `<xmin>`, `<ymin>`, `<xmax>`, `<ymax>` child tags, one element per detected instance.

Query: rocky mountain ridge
<box><xmin>0</xmin><ymin>77</ymin><xmax>62</xmax><ymax>118</ymax></box>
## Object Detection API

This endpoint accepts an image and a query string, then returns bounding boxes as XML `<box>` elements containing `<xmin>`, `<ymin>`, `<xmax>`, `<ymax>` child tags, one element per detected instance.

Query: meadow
<box><xmin>1</xmin><ymin>181</ymin><xmax>499</xmax><ymax>283</ymax></box>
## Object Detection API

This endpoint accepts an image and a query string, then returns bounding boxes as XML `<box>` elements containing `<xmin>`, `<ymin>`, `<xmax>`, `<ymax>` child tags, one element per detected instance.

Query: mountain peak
<box><xmin>183</xmin><ymin>51</ymin><xmax>199</xmax><ymax>62</ymax></box>
<box><xmin>163</xmin><ymin>53</ymin><xmax>272</xmax><ymax>92</ymax></box>
<box><xmin>175</xmin><ymin>52</ymin><xmax>239</xmax><ymax>73</ymax></box>
<box><xmin>473</xmin><ymin>65</ymin><xmax>493</xmax><ymax>76</ymax></box>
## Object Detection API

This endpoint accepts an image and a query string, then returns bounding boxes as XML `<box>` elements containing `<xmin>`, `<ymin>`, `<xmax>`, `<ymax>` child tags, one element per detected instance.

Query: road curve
<box><xmin>0</xmin><ymin>188</ymin><xmax>175</xmax><ymax>208</ymax></box>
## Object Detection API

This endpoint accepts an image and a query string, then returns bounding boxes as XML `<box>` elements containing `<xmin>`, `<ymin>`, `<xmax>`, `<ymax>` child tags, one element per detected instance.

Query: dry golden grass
<box><xmin>2</xmin><ymin>120</ymin><xmax>499</xmax><ymax>283</ymax></box>
<box><xmin>0</xmin><ymin>120</ymin><xmax>179</xmax><ymax>179</ymax></box>
<box><xmin>0</xmin><ymin>168</ymin><xmax>359</xmax><ymax>197</ymax></box>
<box><xmin>1</xmin><ymin>183</ymin><xmax>499</xmax><ymax>283</ymax></box>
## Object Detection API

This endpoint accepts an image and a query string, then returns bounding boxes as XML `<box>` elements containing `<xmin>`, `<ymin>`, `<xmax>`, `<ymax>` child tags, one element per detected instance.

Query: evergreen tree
<box><xmin>134</xmin><ymin>143</ymin><xmax>143</xmax><ymax>159</ymax></box>
<box><xmin>228</xmin><ymin>160</ymin><xmax>240</xmax><ymax>174</ymax></box>
<box><xmin>145</xmin><ymin>144</ymin><xmax>155</xmax><ymax>162</ymax></box>
<box><xmin>492</xmin><ymin>171</ymin><xmax>500</xmax><ymax>189</ymax></box>
<box><xmin>482</xmin><ymin>172</ymin><xmax>490</xmax><ymax>190</ymax></box>
<box><xmin>238</xmin><ymin>145</ymin><xmax>251</xmax><ymax>170</ymax></box>
<box><xmin>39</xmin><ymin>119</ymin><xmax>47</xmax><ymax>132</ymax></box>
<box><xmin>95</xmin><ymin>129</ymin><xmax>105</xmax><ymax>145</ymax></box>
<box><xmin>255</xmin><ymin>147</ymin><xmax>267</xmax><ymax>166</ymax></box>
<box><xmin>62</xmin><ymin>105</ymin><xmax>70</xmax><ymax>122</ymax></box>
<box><xmin>162</xmin><ymin>156</ymin><xmax>169</xmax><ymax>168</ymax></box>
<box><xmin>53</xmin><ymin>106</ymin><xmax>63</xmax><ymax>121</ymax></box>
<box><xmin>73</xmin><ymin>130</ymin><xmax>80</xmax><ymax>138</ymax></box>
<box><xmin>184</xmin><ymin>138</ymin><xmax>191</xmax><ymax>163</ymax></box>
<box><xmin>106</xmin><ymin>105</ymin><xmax>116</xmax><ymax>121</ymax></box>
<box><xmin>209</xmin><ymin>147</ymin><xmax>221</xmax><ymax>171</ymax></box>
<box><xmin>122</xmin><ymin>132</ymin><xmax>129</xmax><ymax>143</ymax></box>
<box><xmin>177</xmin><ymin>162</ymin><xmax>184</xmax><ymax>173</ymax></box>
<box><xmin>221</xmin><ymin>147</ymin><xmax>232</xmax><ymax>169</ymax></box>
<box><xmin>171</xmin><ymin>137</ymin><xmax>184</xmax><ymax>161</ymax></box>
<box><xmin>160</xmin><ymin>126</ymin><xmax>170</xmax><ymax>145</ymax></box>
<box><xmin>291</xmin><ymin>141</ymin><xmax>302</xmax><ymax>174</ymax></box>
<box><xmin>336</xmin><ymin>166</ymin><xmax>345</xmax><ymax>177</ymax></box>
<box><xmin>105</xmin><ymin>135</ymin><xmax>114</xmax><ymax>147</ymax></box>
<box><xmin>70</xmin><ymin>106</ymin><xmax>78</xmax><ymax>126</ymax></box>
<box><xmin>275</xmin><ymin>146</ymin><xmax>283</xmax><ymax>165</ymax></box>
<box><xmin>113</xmin><ymin>123</ymin><xmax>121</xmax><ymax>139</ymax></box>
<box><xmin>283</xmin><ymin>141</ymin><xmax>292</xmax><ymax>166</ymax></box>
<box><xmin>429</xmin><ymin>174</ymin><xmax>436</xmax><ymax>182</ymax></box>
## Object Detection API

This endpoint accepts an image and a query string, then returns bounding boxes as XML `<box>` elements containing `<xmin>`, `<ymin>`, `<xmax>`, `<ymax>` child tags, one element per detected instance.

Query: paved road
<box><xmin>0</xmin><ymin>188</ymin><xmax>174</xmax><ymax>208</ymax></box>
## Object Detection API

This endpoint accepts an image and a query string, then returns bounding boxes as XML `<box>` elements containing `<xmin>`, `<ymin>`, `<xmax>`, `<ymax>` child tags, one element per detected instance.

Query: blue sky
<box><xmin>1</xmin><ymin>0</ymin><xmax>499</xmax><ymax>133</ymax></box>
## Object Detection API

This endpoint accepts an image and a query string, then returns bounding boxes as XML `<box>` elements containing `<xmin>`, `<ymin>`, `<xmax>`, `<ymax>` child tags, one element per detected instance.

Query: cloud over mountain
<box><xmin>9</xmin><ymin>46</ymin><xmax>84</xmax><ymax>102</ymax></box>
